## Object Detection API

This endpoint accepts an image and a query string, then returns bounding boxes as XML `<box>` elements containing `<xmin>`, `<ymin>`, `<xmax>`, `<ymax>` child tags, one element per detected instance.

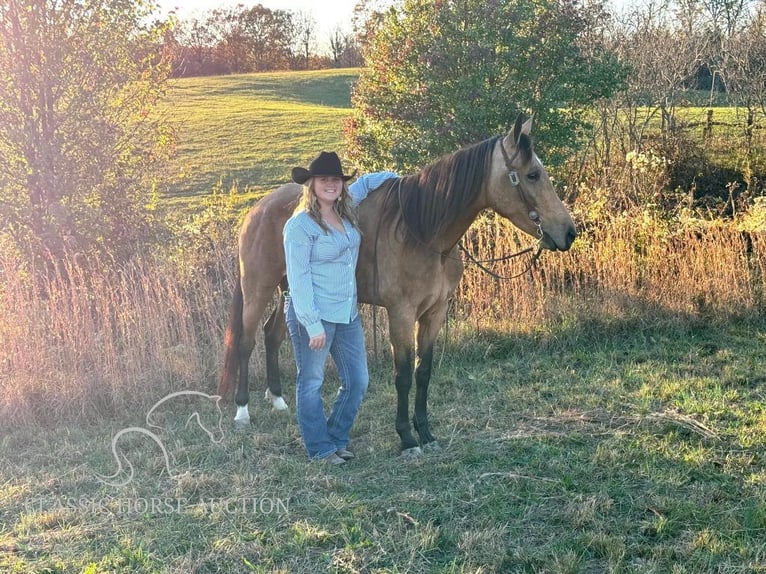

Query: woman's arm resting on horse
<box><xmin>348</xmin><ymin>171</ymin><xmax>399</xmax><ymax>207</ymax></box>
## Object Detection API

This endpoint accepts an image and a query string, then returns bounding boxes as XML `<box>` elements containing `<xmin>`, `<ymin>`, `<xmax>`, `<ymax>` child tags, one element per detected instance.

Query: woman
<box><xmin>283</xmin><ymin>150</ymin><xmax>395</xmax><ymax>465</ymax></box>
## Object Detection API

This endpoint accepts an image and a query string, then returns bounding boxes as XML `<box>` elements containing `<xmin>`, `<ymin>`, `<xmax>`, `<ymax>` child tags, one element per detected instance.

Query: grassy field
<box><xmin>1</xmin><ymin>69</ymin><xmax>765</xmax><ymax>573</ymax></box>
<box><xmin>158</xmin><ymin>69</ymin><xmax>359</xmax><ymax>209</ymax></box>
<box><xmin>2</xmin><ymin>317</ymin><xmax>765</xmax><ymax>573</ymax></box>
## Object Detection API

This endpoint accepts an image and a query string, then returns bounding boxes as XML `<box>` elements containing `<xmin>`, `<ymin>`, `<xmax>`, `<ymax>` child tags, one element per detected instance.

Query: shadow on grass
<box><xmin>200</xmin><ymin>72</ymin><xmax>357</xmax><ymax>109</ymax></box>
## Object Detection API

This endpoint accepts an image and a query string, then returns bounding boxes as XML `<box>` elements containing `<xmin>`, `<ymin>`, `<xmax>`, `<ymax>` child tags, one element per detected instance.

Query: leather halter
<box><xmin>385</xmin><ymin>137</ymin><xmax>546</xmax><ymax>282</ymax></box>
<box><xmin>451</xmin><ymin>137</ymin><xmax>545</xmax><ymax>280</ymax></box>
<box><xmin>498</xmin><ymin>136</ymin><xmax>543</xmax><ymax>233</ymax></box>
<box><xmin>448</xmin><ymin>137</ymin><xmax>548</xmax><ymax>279</ymax></box>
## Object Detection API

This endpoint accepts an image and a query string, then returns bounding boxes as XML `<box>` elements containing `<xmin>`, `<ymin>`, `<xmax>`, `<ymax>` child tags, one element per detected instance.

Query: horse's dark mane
<box><xmin>380</xmin><ymin>136</ymin><xmax>503</xmax><ymax>249</ymax></box>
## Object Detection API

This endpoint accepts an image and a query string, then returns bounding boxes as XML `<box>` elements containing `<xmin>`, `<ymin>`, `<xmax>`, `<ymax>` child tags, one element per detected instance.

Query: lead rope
<box><xmin>459</xmin><ymin>238</ymin><xmax>543</xmax><ymax>280</ymax></box>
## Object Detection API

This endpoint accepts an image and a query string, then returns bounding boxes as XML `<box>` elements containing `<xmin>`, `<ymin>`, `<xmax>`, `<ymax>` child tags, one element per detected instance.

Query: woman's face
<box><xmin>313</xmin><ymin>176</ymin><xmax>344</xmax><ymax>206</ymax></box>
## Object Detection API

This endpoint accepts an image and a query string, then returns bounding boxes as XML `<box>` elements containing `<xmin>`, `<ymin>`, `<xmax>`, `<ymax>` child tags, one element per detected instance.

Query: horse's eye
<box><xmin>527</xmin><ymin>171</ymin><xmax>540</xmax><ymax>182</ymax></box>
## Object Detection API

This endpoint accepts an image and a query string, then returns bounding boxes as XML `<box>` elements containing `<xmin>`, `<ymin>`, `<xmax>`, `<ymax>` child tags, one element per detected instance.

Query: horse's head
<box><xmin>487</xmin><ymin>115</ymin><xmax>577</xmax><ymax>252</ymax></box>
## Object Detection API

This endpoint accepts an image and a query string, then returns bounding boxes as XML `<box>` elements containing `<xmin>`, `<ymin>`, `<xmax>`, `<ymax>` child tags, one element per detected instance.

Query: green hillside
<box><xmin>159</xmin><ymin>69</ymin><xmax>360</xmax><ymax>208</ymax></box>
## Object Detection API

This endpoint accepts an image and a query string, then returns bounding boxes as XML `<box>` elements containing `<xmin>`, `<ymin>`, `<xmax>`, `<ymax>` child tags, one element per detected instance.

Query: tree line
<box><xmin>161</xmin><ymin>3</ymin><xmax>364</xmax><ymax>76</ymax></box>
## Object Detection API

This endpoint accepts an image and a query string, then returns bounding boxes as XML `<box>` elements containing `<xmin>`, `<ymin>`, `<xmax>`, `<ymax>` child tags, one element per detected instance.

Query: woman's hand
<box><xmin>309</xmin><ymin>332</ymin><xmax>326</xmax><ymax>351</ymax></box>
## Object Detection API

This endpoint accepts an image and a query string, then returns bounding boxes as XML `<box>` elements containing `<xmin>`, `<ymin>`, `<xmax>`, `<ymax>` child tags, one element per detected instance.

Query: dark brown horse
<box><xmin>218</xmin><ymin>115</ymin><xmax>576</xmax><ymax>456</ymax></box>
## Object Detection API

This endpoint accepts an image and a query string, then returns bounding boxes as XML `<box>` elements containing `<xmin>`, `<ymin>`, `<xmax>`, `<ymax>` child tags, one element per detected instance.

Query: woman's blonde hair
<box><xmin>296</xmin><ymin>178</ymin><xmax>358</xmax><ymax>232</ymax></box>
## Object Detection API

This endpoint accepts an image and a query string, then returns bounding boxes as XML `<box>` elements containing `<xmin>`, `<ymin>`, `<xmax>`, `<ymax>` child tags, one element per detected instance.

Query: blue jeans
<box><xmin>286</xmin><ymin>300</ymin><xmax>369</xmax><ymax>460</ymax></box>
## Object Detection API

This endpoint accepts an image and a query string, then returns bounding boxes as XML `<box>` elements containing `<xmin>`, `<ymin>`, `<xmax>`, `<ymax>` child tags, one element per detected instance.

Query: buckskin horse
<box><xmin>218</xmin><ymin>115</ymin><xmax>577</xmax><ymax>457</ymax></box>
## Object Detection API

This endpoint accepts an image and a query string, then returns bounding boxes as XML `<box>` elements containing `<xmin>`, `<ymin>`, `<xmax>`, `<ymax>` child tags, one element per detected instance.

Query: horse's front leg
<box><xmin>263</xmin><ymin>279</ymin><xmax>289</xmax><ymax>411</ymax></box>
<box><xmin>413</xmin><ymin>345</ymin><xmax>437</xmax><ymax>447</ymax></box>
<box><xmin>388</xmin><ymin>309</ymin><xmax>420</xmax><ymax>457</ymax></box>
<box><xmin>412</xmin><ymin>302</ymin><xmax>448</xmax><ymax>451</ymax></box>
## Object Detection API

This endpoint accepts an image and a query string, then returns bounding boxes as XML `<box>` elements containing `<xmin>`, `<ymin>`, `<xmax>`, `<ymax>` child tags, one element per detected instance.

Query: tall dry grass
<box><xmin>1</xmin><ymin>209</ymin><xmax>763</xmax><ymax>428</ymax></box>
<box><xmin>0</xmin><ymin>247</ymin><xmax>238</xmax><ymax>427</ymax></box>
<box><xmin>457</xmin><ymin>212</ymin><xmax>764</xmax><ymax>332</ymax></box>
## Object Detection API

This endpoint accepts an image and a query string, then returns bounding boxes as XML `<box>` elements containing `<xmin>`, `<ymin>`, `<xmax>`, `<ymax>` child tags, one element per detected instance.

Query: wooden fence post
<box><xmin>704</xmin><ymin>109</ymin><xmax>713</xmax><ymax>140</ymax></box>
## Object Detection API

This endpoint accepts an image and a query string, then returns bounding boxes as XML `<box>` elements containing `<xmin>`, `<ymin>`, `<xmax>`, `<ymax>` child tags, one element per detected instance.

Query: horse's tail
<box><xmin>218</xmin><ymin>266</ymin><xmax>243</xmax><ymax>401</ymax></box>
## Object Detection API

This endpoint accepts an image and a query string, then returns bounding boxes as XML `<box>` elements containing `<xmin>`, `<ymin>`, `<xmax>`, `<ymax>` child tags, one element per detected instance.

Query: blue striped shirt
<box><xmin>283</xmin><ymin>171</ymin><xmax>398</xmax><ymax>337</ymax></box>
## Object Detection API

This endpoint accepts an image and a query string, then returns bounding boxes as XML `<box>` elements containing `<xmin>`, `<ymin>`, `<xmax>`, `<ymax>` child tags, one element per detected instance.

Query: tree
<box><xmin>330</xmin><ymin>26</ymin><xmax>348</xmax><ymax>65</ymax></box>
<box><xmin>166</xmin><ymin>14</ymin><xmax>221</xmax><ymax>76</ymax></box>
<box><xmin>346</xmin><ymin>0</ymin><xmax>627</xmax><ymax>172</ymax></box>
<box><xmin>206</xmin><ymin>7</ymin><xmax>252</xmax><ymax>74</ymax></box>
<box><xmin>700</xmin><ymin>0</ymin><xmax>754</xmax><ymax>37</ymax></box>
<box><xmin>237</xmin><ymin>4</ymin><xmax>294</xmax><ymax>71</ymax></box>
<box><xmin>719</xmin><ymin>4</ymin><xmax>766</xmax><ymax>152</ymax></box>
<box><xmin>293</xmin><ymin>10</ymin><xmax>315</xmax><ymax>69</ymax></box>
<box><xmin>329</xmin><ymin>26</ymin><xmax>363</xmax><ymax>67</ymax></box>
<box><xmin>613</xmin><ymin>0</ymin><xmax>708</xmax><ymax>138</ymax></box>
<box><xmin>0</xmin><ymin>0</ymin><xmax>173</xmax><ymax>265</ymax></box>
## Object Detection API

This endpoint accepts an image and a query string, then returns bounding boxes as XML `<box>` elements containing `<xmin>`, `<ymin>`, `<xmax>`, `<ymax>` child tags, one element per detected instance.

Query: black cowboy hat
<box><xmin>292</xmin><ymin>151</ymin><xmax>356</xmax><ymax>185</ymax></box>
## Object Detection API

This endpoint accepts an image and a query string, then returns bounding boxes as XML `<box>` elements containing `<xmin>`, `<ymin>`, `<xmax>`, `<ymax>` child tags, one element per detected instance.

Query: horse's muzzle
<box><xmin>542</xmin><ymin>227</ymin><xmax>577</xmax><ymax>252</ymax></box>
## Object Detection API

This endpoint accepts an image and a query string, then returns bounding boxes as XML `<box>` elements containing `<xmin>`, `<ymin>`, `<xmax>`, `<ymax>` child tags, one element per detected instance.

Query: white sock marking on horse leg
<box><xmin>234</xmin><ymin>405</ymin><xmax>250</xmax><ymax>423</ymax></box>
<box><xmin>272</xmin><ymin>396</ymin><xmax>289</xmax><ymax>411</ymax></box>
<box><xmin>265</xmin><ymin>389</ymin><xmax>289</xmax><ymax>411</ymax></box>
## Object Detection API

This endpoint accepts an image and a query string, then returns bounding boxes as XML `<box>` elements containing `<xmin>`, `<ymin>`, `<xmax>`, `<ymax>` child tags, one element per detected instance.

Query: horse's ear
<box><xmin>521</xmin><ymin>114</ymin><xmax>534</xmax><ymax>136</ymax></box>
<box><xmin>510</xmin><ymin>113</ymin><xmax>534</xmax><ymax>145</ymax></box>
<box><xmin>511</xmin><ymin>114</ymin><xmax>524</xmax><ymax>145</ymax></box>
<box><xmin>506</xmin><ymin>113</ymin><xmax>534</xmax><ymax>161</ymax></box>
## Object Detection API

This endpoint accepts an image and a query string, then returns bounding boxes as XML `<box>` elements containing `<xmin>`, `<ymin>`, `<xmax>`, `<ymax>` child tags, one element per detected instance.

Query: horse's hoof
<box><xmin>422</xmin><ymin>441</ymin><xmax>442</xmax><ymax>453</ymax></box>
<box><xmin>271</xmin><ymin>397</ymin><xmax>289</xmax><ymax>411</ymax></box>
<box><xmin>265</xmin><ymin>390</ymin><xmax>289</xmax><ymax>411</ymax></box>
<box><xmin>233</xmin><ymin>419</ymin><xmax>250</xmax><ymax>432</ymax></box>
<box><xmin>400</xmin><ymin>446</ymin><xmax>423</xmax><ymax>460</ymax></box>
